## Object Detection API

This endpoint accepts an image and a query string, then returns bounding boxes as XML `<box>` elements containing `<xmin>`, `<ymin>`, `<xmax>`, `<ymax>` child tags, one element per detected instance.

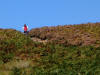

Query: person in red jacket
<box><xmin>23</xmin><ymin>24</ymin><xmax>28</xmax><ymax>34</ymax></box>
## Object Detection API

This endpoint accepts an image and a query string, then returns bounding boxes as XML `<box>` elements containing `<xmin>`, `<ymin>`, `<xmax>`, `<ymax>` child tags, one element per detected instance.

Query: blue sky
<box><xmin>0</xmin><ymin>0</ymin><xmax>100</xmax><ymax>31</ymax></box>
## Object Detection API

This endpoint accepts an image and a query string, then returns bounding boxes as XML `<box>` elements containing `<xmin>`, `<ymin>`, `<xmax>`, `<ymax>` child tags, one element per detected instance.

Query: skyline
<box><xmin>0</xmin><ymin>0</ymin><xmax>100</xmax><ymax>31</ymax></box>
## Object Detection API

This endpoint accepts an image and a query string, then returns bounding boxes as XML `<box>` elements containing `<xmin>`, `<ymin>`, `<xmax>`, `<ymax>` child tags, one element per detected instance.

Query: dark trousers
<box><xmin>24</xmin><ymin>31</ymin><xmax>28</xmax><ymax>34</ymax></box>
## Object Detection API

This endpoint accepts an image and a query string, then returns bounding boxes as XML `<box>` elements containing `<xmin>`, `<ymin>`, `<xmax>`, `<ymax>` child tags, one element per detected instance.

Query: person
<box><xmin>23</xmin><ymin>24</ymin><xmax>28</xmax><ymax>34</ymax></box>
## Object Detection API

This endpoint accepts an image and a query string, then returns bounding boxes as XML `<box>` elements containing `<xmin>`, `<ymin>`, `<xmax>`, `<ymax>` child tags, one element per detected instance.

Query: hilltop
<box><xmin>0</xmin><ymin>23</ymin><xmax>100</xmax><ymax>75</ymax></box>
<box><xmin>29</xmin><ymin>23</ymin><xmax>100</xmax><ymax>46</ymax></box>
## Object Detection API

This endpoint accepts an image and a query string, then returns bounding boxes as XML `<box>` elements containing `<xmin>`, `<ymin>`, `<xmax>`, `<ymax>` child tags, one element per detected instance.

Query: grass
<box><xmin>1</xmin><ymin>44</ymin><xmax>100</xmax><ymax>75</ymax></box>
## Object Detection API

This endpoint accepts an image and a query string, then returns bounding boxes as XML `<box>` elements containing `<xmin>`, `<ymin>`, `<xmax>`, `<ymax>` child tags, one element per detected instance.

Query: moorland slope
<box><xmin>0</xmin><ymin>23</ymin><xmax>100</xmax><ymax>75</ymax></box>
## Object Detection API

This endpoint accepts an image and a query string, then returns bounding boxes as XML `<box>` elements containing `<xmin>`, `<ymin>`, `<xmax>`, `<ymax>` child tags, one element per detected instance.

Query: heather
<box><xmin>0</xmin><ymin>23</ymin><xmax>100</xmax><ymax>75</ymax></box>
<box><xmin>29</xmin><ymin>23</ymin><xmax>100</xmax><ymax>46</ymax></box>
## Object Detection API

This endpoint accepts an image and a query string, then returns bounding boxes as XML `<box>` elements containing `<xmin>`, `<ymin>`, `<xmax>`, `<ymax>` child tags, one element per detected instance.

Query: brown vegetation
<box><xmin>29</xmin><ymin>23</ymin><xmax>100</xmax><ymax>46</ymax></box>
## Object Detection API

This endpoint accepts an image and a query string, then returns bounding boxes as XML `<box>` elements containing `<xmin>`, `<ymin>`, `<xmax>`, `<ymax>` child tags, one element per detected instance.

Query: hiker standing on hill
<box><xmin>23</xmin><ymin>24</ymin><xmax>28</xmax><ymax>34</ymax></box>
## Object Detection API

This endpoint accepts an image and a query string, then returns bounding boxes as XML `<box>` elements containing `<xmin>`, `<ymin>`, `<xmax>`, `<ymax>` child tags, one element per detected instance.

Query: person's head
<box><xmin>24</xmin><ymin>24</ymin><xmax>27</xmax><ymax>27</ymax></box>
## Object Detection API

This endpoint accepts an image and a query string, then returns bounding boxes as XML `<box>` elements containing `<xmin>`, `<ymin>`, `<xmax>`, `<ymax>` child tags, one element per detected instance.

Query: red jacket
<box><xmin>24</xmin><ymin>26</ymin><xmax>28</xmax><ymax>31</ymax></box>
